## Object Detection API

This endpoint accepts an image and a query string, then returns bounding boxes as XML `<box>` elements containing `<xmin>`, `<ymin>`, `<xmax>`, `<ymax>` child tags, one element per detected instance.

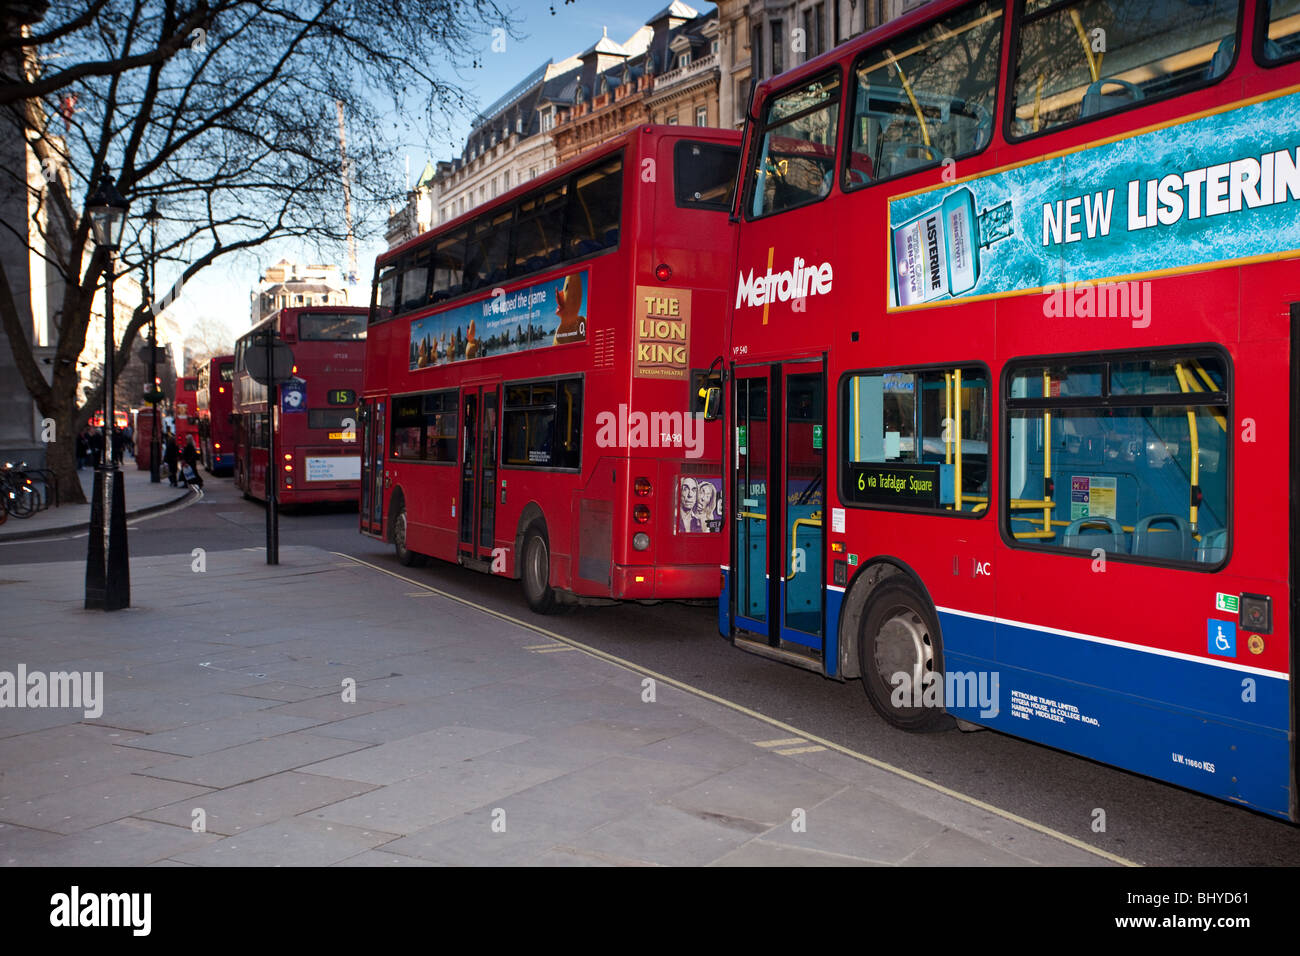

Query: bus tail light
<box><xmin>634</xmin><ymin>477</ymin><xmax>651</xmax><ymax>497</ymax></box>
<box><xmin>655</xmin><ymin>263</ymin><xmax>672</xmax><ymax>281</ymax></box>
<box><xmin>633</xmin><ymin>504</ymin><xmax>650</xmax><ymax>524</ymax></box>
<box><xmin>633</xmin><ymin>532</ymin><xmax>650</xmax><ymax>551</ymax></box>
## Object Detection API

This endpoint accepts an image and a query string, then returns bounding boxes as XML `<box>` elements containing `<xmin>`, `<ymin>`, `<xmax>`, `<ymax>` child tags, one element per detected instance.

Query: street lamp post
<box><xmin>84</xmin><ymin>168</ymin><xmax>131</xmax><ymax>611</ymax></box>
<box><xmin>145</xmin><ymin>200</ymin><xmax>161</xmax><ymax>484</ymax></box>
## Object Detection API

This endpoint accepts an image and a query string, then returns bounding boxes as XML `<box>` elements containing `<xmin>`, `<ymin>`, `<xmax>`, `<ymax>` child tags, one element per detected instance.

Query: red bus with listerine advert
<box><xmin>197</xmin><ymin>354</ymin><xmax>235</xmax><ymax>474</ymax></box>
<box><xmin>359</xmin><ymin>125</ymin><xmax>741</xmax><ymax>612</ymax></box>
<box><xmin>711</xmin><ymin>0</ymin><xmax>1300</xmax><ymax>820</ymax></box>
<box><xmin>232</xmin><ymin>307</ymin><xmax>366</xmax><ymax>505</ymax></box>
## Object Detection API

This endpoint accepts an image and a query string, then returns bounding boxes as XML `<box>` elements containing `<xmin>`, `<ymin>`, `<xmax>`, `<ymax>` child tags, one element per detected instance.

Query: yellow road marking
<box><xmin>756</xmin><ymin>737</ymin><xmax>807</xmax><ymax>748</ymax></box>
<box><xmin>776</xmin><ymin>745</ymin><xmax>827</xmax><ymax>756</ymax></box>
<box><xmin>332</xmin><ymin>551</ymin><xmax>1140</xmax><ymax>867</ymax></box>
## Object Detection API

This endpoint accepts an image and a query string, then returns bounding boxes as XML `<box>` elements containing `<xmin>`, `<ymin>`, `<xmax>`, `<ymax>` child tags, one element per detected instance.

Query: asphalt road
<box><xmin>5</xmin><ymin>474</ymin><xmax>1297</xmax><ymax>866</ymax></box>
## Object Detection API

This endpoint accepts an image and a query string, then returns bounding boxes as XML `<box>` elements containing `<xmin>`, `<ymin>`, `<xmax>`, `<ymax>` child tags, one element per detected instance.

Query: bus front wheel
<box><xmin>859</xmin><ymin>579</ymin><xmax>950</xmax><ymax>733</ymax></box>
<box><xmin>521</xmin><ymin>525</ymin><xmax>558</xmax><ymax>614</ymax></box>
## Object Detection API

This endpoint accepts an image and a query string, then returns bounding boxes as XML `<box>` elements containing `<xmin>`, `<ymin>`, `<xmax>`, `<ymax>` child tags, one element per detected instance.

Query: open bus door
<box><xmin>730</xmin><ymin>359</ymin><xmax>827</xmax><ymax>666</ymax></box>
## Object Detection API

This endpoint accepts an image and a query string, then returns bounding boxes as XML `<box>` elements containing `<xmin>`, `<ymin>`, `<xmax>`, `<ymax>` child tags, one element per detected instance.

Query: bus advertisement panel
<box><xmin>360</xmin><ymin>125</ymin><xmax>741</xmax><ymax>613</ymax></box>
<box><xmin>716</xmin><ymin>0</ymin><xmax>1299</xmax><ymax>820</ymax></box>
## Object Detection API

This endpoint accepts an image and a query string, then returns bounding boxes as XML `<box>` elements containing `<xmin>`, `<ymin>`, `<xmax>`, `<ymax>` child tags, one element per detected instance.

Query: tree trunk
<box><xmin>43</xmin><ymin>399</ymin><xmax>85</xmax><ymax>505</ymax></box>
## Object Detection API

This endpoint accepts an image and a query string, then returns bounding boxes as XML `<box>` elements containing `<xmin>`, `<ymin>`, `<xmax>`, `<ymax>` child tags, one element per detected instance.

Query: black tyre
<box><xmin>392</xmin><ymin>502</ymin><xmax>424</xmax><ymax>567</ymax></box>
<box><xmin>521</xmin><ymin>524</ymin><xmax>558</xmax><ymax>614</ymax></box>
<box><xmin>859</xmin><ymin>578</ymin><xmax>951</xmax><ymax>732</ymax></box>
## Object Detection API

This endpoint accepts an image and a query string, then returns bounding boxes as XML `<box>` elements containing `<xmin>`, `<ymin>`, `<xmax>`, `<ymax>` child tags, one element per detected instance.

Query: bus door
<box><xmin>458</xmin><ymin>385</ymin><xmax>499</xmax><ymax>562</ymax></box>
<box><xmin>732</xmin><ymin>360</ymin><xmax>827</xmax><ymax>657</ymax></box>
<box><xmin>359</xmin><ymin>399</ymin><xmax>385</xmax><ymax>536</ymax></box>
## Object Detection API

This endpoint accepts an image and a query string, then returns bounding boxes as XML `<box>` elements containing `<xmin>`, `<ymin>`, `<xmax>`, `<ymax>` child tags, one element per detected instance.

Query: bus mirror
<box><xmin>701</xmin><ymin>386</ymin><xmax>722</xmax><ymax>422</ymax></box>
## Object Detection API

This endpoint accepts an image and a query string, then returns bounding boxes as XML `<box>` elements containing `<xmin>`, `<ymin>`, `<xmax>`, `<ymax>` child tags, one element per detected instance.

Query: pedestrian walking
<box><xmin>180</xmin><ymin>436</ymin><xmax>204</xmax><ymax>489</ymax></box>
<box><xmin>163</xmin><ymin>432</ymin><xmax>179</xmax><ymax>487</ymax></box>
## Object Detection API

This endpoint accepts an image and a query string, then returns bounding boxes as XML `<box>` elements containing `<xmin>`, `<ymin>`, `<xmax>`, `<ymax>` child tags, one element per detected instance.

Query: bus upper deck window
<box><xmin>1011</xmin><ymin>0</ymin><xmax>1239</xmax><ymax>138</ymax></box>
<box><xmin>1263</xmin><ymin>0</ymin><xmax>1300</xmax><ymax>63</ymax></box>
<box><xmin>747</xmin><ymin>72</ymin><xmax>840</xmax><ymax>219</ymax></box>
<box><xmin>844</xmin><ymin>1</ymin><xmax>1002</xmax><ymax>189</ymax></box>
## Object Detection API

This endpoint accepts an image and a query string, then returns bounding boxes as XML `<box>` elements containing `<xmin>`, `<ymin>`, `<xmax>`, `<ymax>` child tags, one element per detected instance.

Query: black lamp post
<box><xmin>84</xmin><ymin>168</ymin><xmax>131</xmax><ymax>611</ymax></box>
<box><xmin>144</xmin><ymin>199</ymin><xmax>162</xmax><ymax>484</ymax></box>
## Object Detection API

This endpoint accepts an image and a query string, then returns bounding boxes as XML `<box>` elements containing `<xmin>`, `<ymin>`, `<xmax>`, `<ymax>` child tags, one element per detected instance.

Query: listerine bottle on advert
<box><xmin>891</xmin><ymin>188</ymin><xmax>1013</xmax><ymax>306</ymax></box>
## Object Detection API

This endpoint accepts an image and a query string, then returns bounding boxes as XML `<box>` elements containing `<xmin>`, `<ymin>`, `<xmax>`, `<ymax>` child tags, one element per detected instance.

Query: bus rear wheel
<box><xmin>392</xmin><ymin>504</ymin><xmax>424</xmax><ymax>567</ymax></box>
<box><xmin>521</xmin><ymin>525</ymin><xmax>558</xmax><ymax>614</ymax></box>
<box><xmin>859</xmin><ymin>579</ymin><xmax>950</xmax><ymax>732</ymax></box>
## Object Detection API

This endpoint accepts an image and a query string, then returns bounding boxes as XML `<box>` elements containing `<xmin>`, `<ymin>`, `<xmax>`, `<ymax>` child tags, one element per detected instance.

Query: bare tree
<box><xmin>182</xmin><ymin>311</ymin><xmax>235</xmax><ymax>369</ymax></box>
<box><xmin>1</xmin><ymin>0</ymin><xmax>511</xmax><ymax>503</ymax></box>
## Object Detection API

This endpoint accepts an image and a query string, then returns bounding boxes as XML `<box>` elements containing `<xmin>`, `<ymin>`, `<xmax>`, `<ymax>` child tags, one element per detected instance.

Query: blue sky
<box><xmin>178</xmin><ymin>0</ymin><xmax>710</xmax><ymax>347</ymax></box>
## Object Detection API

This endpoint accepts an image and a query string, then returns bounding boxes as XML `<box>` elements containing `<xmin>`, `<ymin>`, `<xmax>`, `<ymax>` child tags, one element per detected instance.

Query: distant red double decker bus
<box><xmin>359</xmin><ymin>125</ymin><xmax>741</xmax><ymax>612</ymax></box>
<box><xmin>196</xmin><ymin>355</ymin><xmax>235</xmax><ymax>474</ymax></box>
<box><xmin>173</xmin><ymin>373</ymin><xmax>200</xmax><ymax>450</ymax></box>
<box><xmin>232</xmin><ymin>307</ymin><xmax>366</xmax><ymax>505</ymax></box>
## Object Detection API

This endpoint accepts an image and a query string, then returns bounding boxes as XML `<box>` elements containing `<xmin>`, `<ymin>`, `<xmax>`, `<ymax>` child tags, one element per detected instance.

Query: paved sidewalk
<box><xmin>0</xmin><ymin>462</ymin><xmax>192</xmax><ymax>542</ymax></box>
<box><xmin>0</xmin><ymin>546</ymin><xmax>1116</xmax><ymax>866</ymax></box>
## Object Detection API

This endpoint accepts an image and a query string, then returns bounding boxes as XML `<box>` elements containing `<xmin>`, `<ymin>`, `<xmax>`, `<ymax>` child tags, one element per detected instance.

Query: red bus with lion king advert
<box><xmin>359</xmin><ymin>124</ymin><xmax>741</xmax><ymax>612</ymax></box>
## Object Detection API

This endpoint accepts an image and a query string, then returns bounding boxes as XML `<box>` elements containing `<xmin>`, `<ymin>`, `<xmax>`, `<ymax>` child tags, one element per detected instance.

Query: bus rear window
<box><xmin>219</xmin><ymin>363</ymin><xmax>234</xmax><ymax>382</ymax></box>
<box><xmin>1263</xmin><ymin>0</ymin><xmax>1300</xmax><ymax>62</ymax></box>
<box><xmin>307</xmin><ymin>409</ymin><xmax>353</xmax><ymax>430</ymax></box>
<box><xmin>298</xmin><ymin>313</ymin><xmax>366</xmax><ymax>341</ymax></box>
<box><xmin>1011</xmin><ymin>0</ymin><xmax>1239</xmax><ymax>138</ymax></box>
<box><xmin>675</xmin><ymin>140</ymin><xmax>740</xmax><ymax>210</ymax></box>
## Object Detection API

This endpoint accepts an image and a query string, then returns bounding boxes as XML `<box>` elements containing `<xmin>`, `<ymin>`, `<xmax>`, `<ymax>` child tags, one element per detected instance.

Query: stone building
<box><xmin>250</xmin><ymin>259</ymin><xmax>352</xmax><ymax>325</ymax></box>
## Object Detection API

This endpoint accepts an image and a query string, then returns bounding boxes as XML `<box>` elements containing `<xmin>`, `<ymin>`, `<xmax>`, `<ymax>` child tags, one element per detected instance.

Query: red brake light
<box><xmin>633</xmin><ymin>504</ymin><xmax>650</xmax><ymax>524</ymax></box>
<box><xmin>655</xmin><ymin>263</ymin><xmax>671</xmax><ymax>281</ymax></box>
<box><xmin>634</xmin><ymin>477</ymin><xmax>651</xmax><ymax>497</ymax></box>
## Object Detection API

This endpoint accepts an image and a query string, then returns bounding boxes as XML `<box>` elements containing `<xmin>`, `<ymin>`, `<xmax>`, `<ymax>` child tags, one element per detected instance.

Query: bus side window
<box><xmin>564</xmin><ymin>159</ymin><xmax>622</xmax><ymax>258</ymax></box>
<box><xmin>1005</xmin><ymin>352</ymin><xmax>1229</xmax><ymax>565</ymax></box>
<box><xmin>1011</xmin><ymin>0</ymin><xmax>1239</xmax><ymax>138</ymax></box>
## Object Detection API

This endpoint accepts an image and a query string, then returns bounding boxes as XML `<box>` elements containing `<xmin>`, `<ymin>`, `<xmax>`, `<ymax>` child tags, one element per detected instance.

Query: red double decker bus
<box><xmin>359</xmin><ymin>125</ymin><xmax>740</xmax><ymax>612</ymax></box>
<box><xmin>713</xmin><ymin>0</ymin><xmax>1300</xmax><ymax>820</ymax></box>
<box><xmin>173</xmin><ymin>373</ymin><xmax>200</xmax><ymax>450</ymax></box>
<box><xmin>197</xmin><ymin>354</ymin><xmax>235</xmax><ymax>474</ymax></box>
<box><xmin>232</xmin><ymin>307</ymin><xmax>366</xmax><ymax>505</ymax></box>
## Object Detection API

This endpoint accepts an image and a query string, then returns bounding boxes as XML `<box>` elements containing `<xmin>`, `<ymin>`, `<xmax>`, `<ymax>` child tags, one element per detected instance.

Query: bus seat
<box><xmin>1080</xmin><ymin>78</ymin><xmax>1144</xmax><ymax>118</ymax></box>
<box><xmin>526</xmin><ymin>256</ymin><xmax>548</xmax><ymax>272</ymax></box>
<box><xmin>846</xmin><ymin>150</ymin><xmax>874</xmax><ymax>185</ymax></box>
<box><xmin>1062</xmin><ymin>516</ymin><xmax>1126</xmax><ymax>553</ymax></box>
<box><xmin>603</xmin><ymin>228</ymin><xmax>619</xmax><ymax>247</ymax></box>
<box><xmin>1209</xmin><ymin>35</ymin><xmax>1235</xmax><ymax>79</ymax></box>
<box><xmin>1197</xmin><ymin>528</ymin><xmax>1227</xmax><ymax>564</ymax></box>
<box><xmin>575</xmin><ymin>238</ymin><xmax>603</xmax><ymax>256</ymax></box>
<box><xmin>1132</xmin><ymin>514</ymin><xmax>1195</xmax><ymax>561</ymax></box>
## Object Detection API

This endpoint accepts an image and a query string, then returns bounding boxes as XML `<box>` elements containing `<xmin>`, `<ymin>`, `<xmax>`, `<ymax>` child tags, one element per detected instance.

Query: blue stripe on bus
<box><xmin>938</xmin><ymin>610</ymin><xmax>1291</xmax><ymax>818</ymax></box>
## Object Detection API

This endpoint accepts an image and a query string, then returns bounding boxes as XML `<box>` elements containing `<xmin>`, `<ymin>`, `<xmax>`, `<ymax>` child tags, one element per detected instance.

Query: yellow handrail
<box><xmin>786</xmin><ymin>514</ymin><xmax>823</xmax><ymax>581</ymax></box>
<box><xmin>885</xmin><ymin>49</ymin><xmax>932</xmax><ymax>147</ymax></box>
<box><xmin>1070</xmin><ymin>9</ymin><xmax>1101</xmax><ymax>83</ymax></box>
<box><xmin>954</xmin><ymin>367</ymin><xmax>964</xmax><ymax>511</ymax></box>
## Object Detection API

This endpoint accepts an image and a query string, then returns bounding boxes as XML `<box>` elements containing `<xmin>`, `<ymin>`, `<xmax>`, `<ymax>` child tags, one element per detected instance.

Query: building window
<box><xmin>752</xmin><ymin>24</ymin><xmax>763</xmax><ymax>77</ymax></box>
<box><xmin>667</xmin><ymin>114</ymin><xmax>678</xmax><ymax>125</ymax></box>
<box><xmin>695</xmin><ymin>105</ymin><xmax>707</xmax><ymax>126</ymax></box>
<box><xmin>679</xmin><ymin>52</ymin><xmax>691</xmax><ymax>69</ymax></box>
<box><xmin>771</xmin><ymin>19</ymin><xmax>784</xmax><ymax>76</ymax></box>
<box><xmin>712</xmin><ymin>39</ymin><xmax>719</xmax><ymax>55</ymax></box>
<box><xmin>503</xmin><ymin>170</ymin><xmax>510</xmax><ymax>190</ymax></box>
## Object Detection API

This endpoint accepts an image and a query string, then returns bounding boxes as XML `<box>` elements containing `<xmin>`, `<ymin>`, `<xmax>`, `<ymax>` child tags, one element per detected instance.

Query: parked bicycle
<box><xmin>1</xmin><ymin>462</ymin><xmax>45</xmax><ymax>520</ymax></box>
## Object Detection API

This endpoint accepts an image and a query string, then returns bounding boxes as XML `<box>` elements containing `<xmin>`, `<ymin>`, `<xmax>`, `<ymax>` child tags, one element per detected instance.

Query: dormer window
<box><xmin>679</xmin><ymin>52</ymin><xmax>691</xmax><ymax>69</ymax></box>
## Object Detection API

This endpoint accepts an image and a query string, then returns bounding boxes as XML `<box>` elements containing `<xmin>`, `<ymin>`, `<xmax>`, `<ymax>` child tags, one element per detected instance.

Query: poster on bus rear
<box><xmin>887</xmin><ymin>88</ymin><xmax>1300</xmax><ymax>309</ymax></box>
<box><xmin>634</xmin><ymin>286</ymin><xmax>691</xmax><ymax>380</ymax></box>
<box><xmin>409</xmin><ymin>267</ymin><xmax>589</xmax><ymax>371</ymax></box>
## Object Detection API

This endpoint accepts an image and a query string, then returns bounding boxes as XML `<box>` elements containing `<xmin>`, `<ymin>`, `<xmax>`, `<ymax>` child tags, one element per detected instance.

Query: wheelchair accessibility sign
<box><xmin>1207</xmin><ymin>619</ymin><xmax>1236</xmax><ymax>658</ymax></box>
